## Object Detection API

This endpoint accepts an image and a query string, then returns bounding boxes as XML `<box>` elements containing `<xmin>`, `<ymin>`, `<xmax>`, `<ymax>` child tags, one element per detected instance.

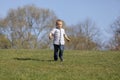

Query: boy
<box><xmin>49</xmin><ymin>19</ymin><xmax>70</xmax><ymax>61</ymax></box>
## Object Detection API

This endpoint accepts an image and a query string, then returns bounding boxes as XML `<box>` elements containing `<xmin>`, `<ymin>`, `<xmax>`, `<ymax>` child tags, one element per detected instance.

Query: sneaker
<box><xmin>54</xmin><ymin>59</ymin><xmax>58</xmax><ymax>61</ymax></box>
<box><xmin>60</xmin><ymin>59</ymin><xmax>64</xmax><ymax>62</ymax></box>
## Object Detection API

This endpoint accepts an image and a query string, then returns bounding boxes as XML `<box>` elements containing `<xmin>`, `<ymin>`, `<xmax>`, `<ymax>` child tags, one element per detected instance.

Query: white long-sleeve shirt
<box><xmin>50</xmin><ymin>28</ymin><xmax>66</xmax><ymax>45</ymax></box>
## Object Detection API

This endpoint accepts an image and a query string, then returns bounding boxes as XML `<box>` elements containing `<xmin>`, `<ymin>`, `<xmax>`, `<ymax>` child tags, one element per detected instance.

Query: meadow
<box><xmin>0</xmin><ymin>49</ymin><xmax>120</xmax><ymax>80</ymax></box>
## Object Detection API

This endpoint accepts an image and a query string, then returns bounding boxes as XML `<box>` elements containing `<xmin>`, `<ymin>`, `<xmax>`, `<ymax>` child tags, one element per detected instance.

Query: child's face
<box><xmin>56</xmin><ymin>21</ymin><xmax>63</xmax><ymax>29</ymax></box>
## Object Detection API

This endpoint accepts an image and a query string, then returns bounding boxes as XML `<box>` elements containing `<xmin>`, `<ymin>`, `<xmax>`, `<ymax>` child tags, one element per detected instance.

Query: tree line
<box><xmin>0</xmin><ymin>5</ymin><xmax>120</xmax><ymax>50</ymax></box>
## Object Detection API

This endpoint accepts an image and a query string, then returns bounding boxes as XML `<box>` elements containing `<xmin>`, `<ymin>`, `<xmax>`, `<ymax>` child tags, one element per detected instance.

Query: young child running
<box><xmin>49</xmin><ymin>19</ymin><xmax>70</xmax><ymax>61</ymax></box>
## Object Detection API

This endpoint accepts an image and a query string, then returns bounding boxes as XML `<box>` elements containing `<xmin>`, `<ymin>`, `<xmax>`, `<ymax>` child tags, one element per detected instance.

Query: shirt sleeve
<box><xmin>64</xmin><ymin>29</ymin><xmax>66</xmax><ymax>35</ymax></box>
<box><xmin>51</xmin><ymin>28</ymin><xmax>55</xmax><ymax>34</ymax></box>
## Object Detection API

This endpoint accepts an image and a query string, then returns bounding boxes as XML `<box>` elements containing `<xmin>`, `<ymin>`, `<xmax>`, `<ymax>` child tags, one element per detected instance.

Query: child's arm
<box><xmin>49</xmin><ymin>29</ymin><xmax>55</xmax><ymax>40</ymax></box>
<box><xmin>49</xmin><ymin>32</ymin><xmax>53</xmax><ymax>40</ymax></box>
<box><xmin>64</xmin><ymin>34</ymin><xmax>71</xmax><ymax>42</ymax></box>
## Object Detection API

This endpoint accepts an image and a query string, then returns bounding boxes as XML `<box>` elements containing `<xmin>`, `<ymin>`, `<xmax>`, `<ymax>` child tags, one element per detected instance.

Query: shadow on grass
<box><xmin>13</xmin><ymin>58</ymin><xmax>54</xmax><ymax>62</ymax></box>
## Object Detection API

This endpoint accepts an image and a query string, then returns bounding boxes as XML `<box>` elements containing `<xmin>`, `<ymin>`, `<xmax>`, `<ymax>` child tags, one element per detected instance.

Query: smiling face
<box><xmin>56</xmin><ymin>20</ymin><xmax>63</xmax><ymax>29</ymax></box>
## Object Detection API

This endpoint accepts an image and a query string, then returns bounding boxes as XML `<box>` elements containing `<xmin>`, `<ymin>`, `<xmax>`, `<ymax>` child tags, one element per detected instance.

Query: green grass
<box><xmin>0</xmin><ymin>49</ymin><xmax>120</xmax><ymax>80</ymax></box>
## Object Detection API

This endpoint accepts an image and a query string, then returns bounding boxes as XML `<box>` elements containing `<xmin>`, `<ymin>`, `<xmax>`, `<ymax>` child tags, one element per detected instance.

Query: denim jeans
<box><xmin>54</xmin><ymin>44</ymin><xmax>64</xmax><ymax>61</ymax></box>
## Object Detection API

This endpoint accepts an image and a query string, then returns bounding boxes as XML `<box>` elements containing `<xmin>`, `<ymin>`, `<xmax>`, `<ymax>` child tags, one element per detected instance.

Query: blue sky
<box><xmin>0</xmin><ymin>0</ymin><xmax>120</xmax><ymax>41</ymax></box>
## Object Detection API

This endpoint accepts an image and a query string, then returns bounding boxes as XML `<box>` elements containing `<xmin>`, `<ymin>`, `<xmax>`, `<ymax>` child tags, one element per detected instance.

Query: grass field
<box><xmin>0</xmin><ymin>49</ymin><xmax>120</xmax><ymax>80</ymax></box>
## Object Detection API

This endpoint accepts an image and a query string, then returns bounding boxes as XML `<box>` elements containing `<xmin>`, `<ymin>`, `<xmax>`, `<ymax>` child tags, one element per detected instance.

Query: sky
<box><xmin>0</xmin><ymin>0</ymin><xmax>120</xmax><ymax>41</ymax></box>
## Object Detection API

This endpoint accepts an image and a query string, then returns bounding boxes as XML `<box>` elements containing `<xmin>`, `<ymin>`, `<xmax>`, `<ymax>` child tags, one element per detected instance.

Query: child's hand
<box><xmin>67</xmin><ymin>39</ymin><xmax>71</xmax><ymax>42</ymax></box>
<box><xmin>64</xmin><ymin>34</ymin><xmax>71</xmax><ymax>42</ymax></box>
<box><xmin>49</xmin><ymin>33</ymin><xmax>53</xmax><ymax>40</ymax></box>
<box><xmin>49</xmin><ymin>36</ymin><xmax>53</xmax><ymax>40</ymax></box>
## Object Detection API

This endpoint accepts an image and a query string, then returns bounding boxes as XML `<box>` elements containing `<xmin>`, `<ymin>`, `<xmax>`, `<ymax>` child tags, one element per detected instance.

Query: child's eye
<box><xmin>58</xmin><ymin>24</ymin><xmax>62</xmax><ymax>25</ymax></box>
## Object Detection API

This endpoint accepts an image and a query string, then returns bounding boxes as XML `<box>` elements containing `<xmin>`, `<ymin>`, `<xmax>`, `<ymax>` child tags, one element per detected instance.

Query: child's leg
<box><xmin>54</xmin><ymin>44</ymin><xmax>59</xmax><ymax>61</ymax></box>
<box><xmin>59</xmin><ymin>45</ymin><xmax>64</xmax><ymax>61</ymax></box>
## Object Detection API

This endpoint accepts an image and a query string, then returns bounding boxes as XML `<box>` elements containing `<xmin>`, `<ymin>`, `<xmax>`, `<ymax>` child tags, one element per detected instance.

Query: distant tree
<box><xmin>0</xmin><ymin>5</ymin><xmax>57</xmax><ymax>49</ymax></box>
<box><xmin>109</xmin><ymin>16</ymin><xmax>120</xmax><ymax>50</ymax></box>
<box><xmin>66</xmin><ymin>19</ymin><xmax>99</xmax><ymax>50</ymax></box>
<box><xmin>0</xmin><ymin>33</ymin><xmax>11</xmax><ymax>49</ymax></box>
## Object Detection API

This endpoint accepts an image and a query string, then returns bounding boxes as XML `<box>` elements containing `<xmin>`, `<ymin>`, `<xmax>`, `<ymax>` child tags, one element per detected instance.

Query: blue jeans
<box><xmin>54</xmin><ymin>44</ymin><xmax>64</xmax><ymax>61</ymax></box>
